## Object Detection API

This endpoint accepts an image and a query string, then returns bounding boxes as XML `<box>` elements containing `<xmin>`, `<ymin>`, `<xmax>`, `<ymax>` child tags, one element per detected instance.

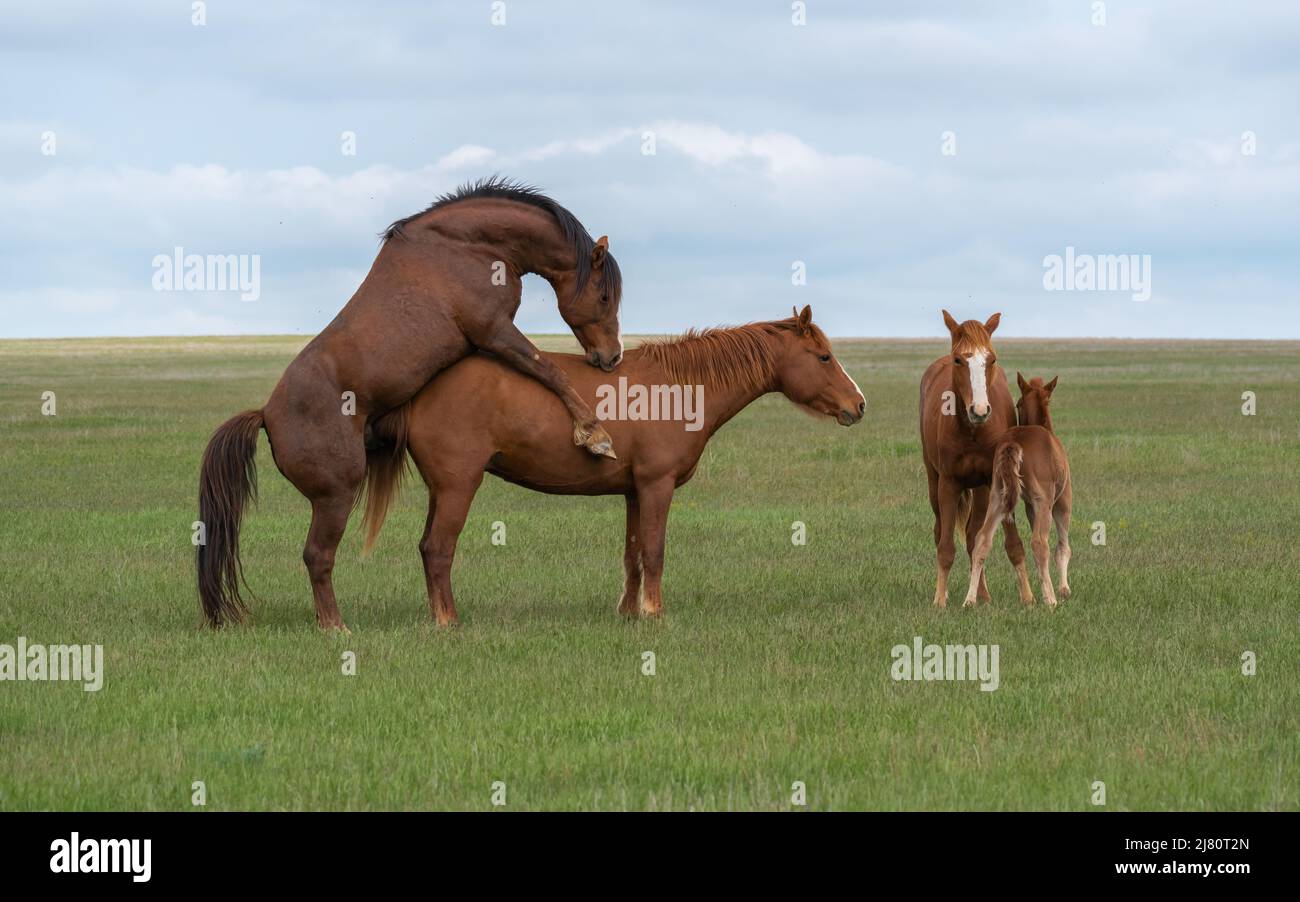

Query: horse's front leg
<box><xmin>634</xmin><ymin>477</ymin><xmax>674</xmax><ymax>617</ymax></box>
<box><xmin>932</xmin><ymin>477</ymin><xmax>961</xmax><ymax>608</ymax></box>
<box><xmin>617</xmin><ymin>494</ymin><xmax>642</xmax><ymax>617</ymax></box>
<box><xmin>473</xmin><ymin>319</ymin><xmax>616</xmax><ymax>459</ymax></box>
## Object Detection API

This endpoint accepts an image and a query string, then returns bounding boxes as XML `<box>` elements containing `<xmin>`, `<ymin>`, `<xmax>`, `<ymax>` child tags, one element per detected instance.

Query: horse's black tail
<box><xmin>196</xmin><ymin>409</ymin><xmax>264</xmax><ymax>628</ymax></box>
<box><xmin>361</xmin><ymin>404</ymin><xmax>412</xmax><ymax>556</ymax></box>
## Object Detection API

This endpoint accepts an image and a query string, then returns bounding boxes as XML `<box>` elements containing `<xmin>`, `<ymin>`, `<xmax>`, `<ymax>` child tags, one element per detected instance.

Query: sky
<box><xmin>1</xmin><ymin>0</ymin><xmax>1297</xmax><ymax>339</ymax></box>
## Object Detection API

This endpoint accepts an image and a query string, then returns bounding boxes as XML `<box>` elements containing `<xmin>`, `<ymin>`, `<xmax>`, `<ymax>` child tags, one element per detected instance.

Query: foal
<box><xmin>362</xmin><ymin>306</ymin><xmax>865</xmax><ymax>625</ymax></box>
<box><xmin>963</xmin><ymin>375</ymin><xmax>1073</xmax><ymax>608</ymax></box>
<box><xmin>919</xmin><ymin>311</ymin><xmax>1032</xmax><ymax>608</ymax></box>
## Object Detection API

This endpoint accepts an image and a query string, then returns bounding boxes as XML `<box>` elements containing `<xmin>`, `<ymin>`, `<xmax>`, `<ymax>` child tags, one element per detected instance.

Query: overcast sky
<box><xmin>2</xmin><ymin>1</ymin><xmax>1297</xmax><ymax>339</ymax></box>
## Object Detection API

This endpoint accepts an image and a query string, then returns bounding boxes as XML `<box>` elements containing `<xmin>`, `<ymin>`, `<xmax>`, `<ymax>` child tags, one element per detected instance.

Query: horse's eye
<box><xmin>954</xmin><ymin>356</ymin><xmax>964</xmax><ymax>365</ymax></box>
<box><xmin>599</xmin><ymin>294</ymin><xmax>610</xmax><ymax>305</ymax></box>
<box><xmin>819</xmin><ymin>354</ymin><xmax>831</xmax><ymax>363</ymax></box>
<box><xmin>988</xmin><ymin>357</ymin><xmax>996</xmax><ymax>366</ymax></box>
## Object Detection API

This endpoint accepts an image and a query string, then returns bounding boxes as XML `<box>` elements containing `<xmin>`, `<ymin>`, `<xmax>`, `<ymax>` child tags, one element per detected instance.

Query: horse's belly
<box><xmin>486</xmin><ymin>453</ymin><xmax>632</xmax><ymax>496</ymax></box>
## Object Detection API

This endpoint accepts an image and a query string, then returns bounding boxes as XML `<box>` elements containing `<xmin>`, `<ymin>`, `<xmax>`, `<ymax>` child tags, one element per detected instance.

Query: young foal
<box><xmin>919</xmin><ymin>311</ymin><xmax>1032</xmax><ymax>608</ymax></box>
<box><xmin>963</xmin><ymin>375</ymin><xmax>1073</xmax><ymax>608</ymax></box>
<box><xmin>363</xmin><ymin>306</ymin><xmax>865</xmax><ymax>625</ymax></box>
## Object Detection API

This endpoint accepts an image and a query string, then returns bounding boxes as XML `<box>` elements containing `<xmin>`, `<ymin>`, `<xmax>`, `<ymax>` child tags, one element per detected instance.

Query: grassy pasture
<box><xmin>0</xmin><ymin>334</ymin><xmax>1296</xmax><ymax>810</ymax></box>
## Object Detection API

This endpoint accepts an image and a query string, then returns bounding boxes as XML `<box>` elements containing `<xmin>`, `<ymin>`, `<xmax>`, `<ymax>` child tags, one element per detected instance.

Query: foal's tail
<box><xmin>991</xmin><ymin>441</ymin><xmax>1024</xmax><ymax>523</ymax></box>
<box><xmin>196</xmin><ymin>409</ymin><xmax>264</xmax><ymax>628</ymax></box>
<box><xmin>361</xmin><ymin>404</ymin><xmax>412</xmax><ymax>555</ymax></box>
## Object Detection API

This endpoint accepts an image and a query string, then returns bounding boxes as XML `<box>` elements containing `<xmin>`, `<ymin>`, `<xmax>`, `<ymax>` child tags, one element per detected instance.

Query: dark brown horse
<box><xmin>362</xmin><ymin>306</ymin><xmax>865</xmax><ymax>625</ymax></box>
<box><xmin>918</xmin><ymin>310</ymin><xmax>1030</xmax><ymax>608</ymax></box>
<box><xmin>963</xmin><ymin>374</ymin><xmax>1073</xmax><ymax>607</ymax></box>
<box><xmin>197</xmin><ymin>178</ymin><xmax>624</xmax><ymax>631</ymax></box>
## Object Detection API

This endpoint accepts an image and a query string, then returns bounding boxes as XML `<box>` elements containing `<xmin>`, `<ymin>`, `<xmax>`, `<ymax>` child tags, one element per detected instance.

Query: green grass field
<box><xmin>1</xmin><ymin>334</ymin><xmax>1297</xmax><ymax>811</ymax></box>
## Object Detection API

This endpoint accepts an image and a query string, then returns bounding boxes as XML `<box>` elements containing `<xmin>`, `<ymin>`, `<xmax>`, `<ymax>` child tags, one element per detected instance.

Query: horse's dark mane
<box><xmin>637</xmin><ymin>318</ymin><xmax>830</xmax><ymax>395</ymax></box>
<box><xmin>382</xmin><ymin>175</ymin><xmax>621</xmax><ymax>302</ymax></box>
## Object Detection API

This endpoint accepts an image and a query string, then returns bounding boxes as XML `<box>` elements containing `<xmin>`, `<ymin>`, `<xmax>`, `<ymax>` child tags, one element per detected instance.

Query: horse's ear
<box><xmin>941</xmin><ymin>309</ymin><xmax>960</xmax><ymax>334</ymax></box>
<box><xmin>1045</xmin><ymin>375</ymin><xmax>1058</xmax><ymax>395</ymax></box>
<box><xmin>984</xmin><ymin>312</ymin><xmax>1001</xmax><ymax>335</ymax></box>
<box><xmin>1017</xmin><ymin>371</ymin><xmax>1029</xmax><ymax>394</ymax></box>
<box><xmin>797</xmin><ymin>305</ymin><xmax>813</xmax><ymax>334</ymax></box>
<box><xmin>591</xmin><ymin>236</ymin><xmax>609</xmax><ymax>269</ymax></box>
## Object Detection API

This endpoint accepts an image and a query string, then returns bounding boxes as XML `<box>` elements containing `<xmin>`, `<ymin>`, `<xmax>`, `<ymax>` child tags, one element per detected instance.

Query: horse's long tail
<box><xmin>361</xmin><ymin>404</ymin><xmax>412</xmax><ymax>556</ymax></box>
<box><xmin>196</xmin><ymin>409</ymin><xmax>264</xmax><ymax>628</ymax></box>
<box><xmin>991</xmin><ymin>441</ymin><xmax>1024</xmax><ymax>522</ymax></box>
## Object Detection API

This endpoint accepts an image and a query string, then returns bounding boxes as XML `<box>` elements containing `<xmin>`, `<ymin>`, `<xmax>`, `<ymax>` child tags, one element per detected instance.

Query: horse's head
<box><xmin>942</xmin><ymin>309</ymin><xmax>1001</xmax><ymax>425</ymax></box>
<box><xmin>776</xmin><ymin>305</ymin><xmax>865</xmax><ymax>426</ymax></box>
<box><xmin>1016</xmin><ymin>372</ymin><xmax>1057</xmax><ymax>428</ymax></box>
<box><xmin>558</xmin><ymin>235</ymin><xmax>624</xmax><ymax>372</ymax></box>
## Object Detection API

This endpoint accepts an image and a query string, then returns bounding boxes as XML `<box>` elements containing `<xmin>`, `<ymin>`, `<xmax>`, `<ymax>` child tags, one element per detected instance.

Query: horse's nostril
<box><xmin>857</xmin><ymin>401</ymin><xmax>866</xmax><ymax>416</ymax></box>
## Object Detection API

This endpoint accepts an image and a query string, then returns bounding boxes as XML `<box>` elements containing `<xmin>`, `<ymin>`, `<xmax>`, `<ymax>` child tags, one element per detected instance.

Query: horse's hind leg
<box><xmin>1028</xmin><ymin>492</ymin><xmax>1059</xmax><ymax>608</ymax></box>
<box><xmin>1053</xmin><ymin>480</ymin><xmax>1073</xmax><ymax>600</ymax></box>
<box><xmin>1006</xmin><ymin>505</ymin><xmax>1033</xmax><ymax>605</ymax></box>
<box><xmin>964</xmin><ymin>486</ymin><xmax>993</xmax><ymax>603</ymax></box>
<box><xmin>420</xmin><ymin>477</ymin><xmax>483</xmax><ymax>627</ymax></box>
<box><xmin>265</xmin><ymin>383</ymin><xmax>366</xmax><ymax>632</ymax></box>
<box><xmin>963</xmin><ymin>503</ymin><xmax>1001</xmax><ymax>609</ymax></box>
<box><xmin>617</xmin><ymin>494</ymin><xmax>642</xmax><ymax>618</ymax></box>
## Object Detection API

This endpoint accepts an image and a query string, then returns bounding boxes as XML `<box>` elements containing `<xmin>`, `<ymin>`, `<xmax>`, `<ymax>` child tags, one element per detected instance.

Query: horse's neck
<box><xmin>430</xmin><ymin>201</ymin><xmax>573</xmax><ymax>284</ymax></box>
<box><xmin>697</xmin><ymin>340</ymin><xmax>783</xmax><ymax>437</ymax></box>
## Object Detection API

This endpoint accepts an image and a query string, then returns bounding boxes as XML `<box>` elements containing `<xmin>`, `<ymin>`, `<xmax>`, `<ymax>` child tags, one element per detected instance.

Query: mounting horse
<box><xmin>963</xmin><ymin>374</ymin><xmax>1073</xmax><ymax>608</ymax></box>
<box><xmin>197</xmin><ymin>177</ymin><xmax>624</xmax><ymax>631</ymax></box>
<box><xmin>361</xmin><ymin>306</ymin><xmax>865</xmax><ymax>625</ymax></box>
<box><xmin>918</xmin><ymin>310</ymin><xmax>1031</xmax><ymax>608</ymax></box>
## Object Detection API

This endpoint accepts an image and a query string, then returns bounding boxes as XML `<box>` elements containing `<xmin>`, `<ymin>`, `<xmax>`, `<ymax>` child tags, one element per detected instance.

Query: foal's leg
<box><xmin>965</xmin><ymin>486</ymin><xmax>993</xmax><ymax>603</ymax></box>
<box><xmin>617</xmin><ymin>494</ymin><xmax>642</xmax><ymax>617</ymax></box>
<box><xmin>1005</xmin><ymin>507</ymin><xmax>1034</xmax><ymax>605</ymax></box>
<box><xmin>963</xmin><ymin>502</ymin><xmax>1003</xmax><ymax>608</ymax></box>
<box><xmin>1053</xmin><ymin>478</ymin><xmax>1073</xmax><ymax>600</ymax></box>
<box><xmin>420</xmin><ymin>476</ymin><xmax>484</xmax><ymax>627</ymax></box>
<box><xmin>1028</xmin><ymin>491</ymin><xmax>1059</xmax><ymax>608</ymax></box>
<box><xmin>634</xmin><ymin>477</ymin><xmax>675</xmax><ymax>617</ymax></box>
<box><xmin>932</xmin><ymin>477</ymin><xmax>961</xmax><ymax>609</ymax></box>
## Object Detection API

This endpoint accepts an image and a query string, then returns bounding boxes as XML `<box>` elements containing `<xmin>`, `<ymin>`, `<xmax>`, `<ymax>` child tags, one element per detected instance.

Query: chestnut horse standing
<box><xmin>963</xmin><ymin>375</ymin><xmax>1073</xmax><ymax>608</ymax></box>
<box><xmin>197</xmin><ymin>178</ymin><xmax>624</xmax><ymax>631</ymax></box>
<box><xmin>919</xmin><ymin>310</ymin><xmax>1031</xmax><ymax>608</ymax></box>
<box><xmin>361</xmin><ymin>306</ymin><xmax>865</xmax><ymax>624</ymax></box>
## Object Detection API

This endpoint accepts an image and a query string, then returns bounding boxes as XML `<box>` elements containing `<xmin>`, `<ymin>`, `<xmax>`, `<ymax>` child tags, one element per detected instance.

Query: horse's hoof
<box><xmin>961</xmin><ymin>598</ymin><xmax>978</xmax><ymax>609</ymax></box>
<box><xmin>1057</xmin><ymin>585</ymin><xmax>1071</xmax><ymax>600</ymax></box>
<box><xmin>321</xmin><ymin>622</ymin><xmax>350</xmax><ymax>635</ymax></box>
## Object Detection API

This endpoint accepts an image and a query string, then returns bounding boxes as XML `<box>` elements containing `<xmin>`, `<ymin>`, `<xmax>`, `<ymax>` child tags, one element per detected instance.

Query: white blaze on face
<box><xmin>837</xmin><ymin>359</ymin><xmax>863</xmax><ymax>403</ymax></box>
<box><xmin>967</xmin><ymin>351</ymin><xmax>990</xmax><ymax>417</ymax></box>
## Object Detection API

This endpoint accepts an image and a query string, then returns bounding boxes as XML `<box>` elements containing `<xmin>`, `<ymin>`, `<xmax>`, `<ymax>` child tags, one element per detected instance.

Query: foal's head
<box><xmin>559</xmin><ymin>235</ymin><xmax>625</xmax><ymax>372</ymax></box>
<box><xmin>777</xmin><ymin>305</ymin><xmax>865</xmax><ymax>426</ymax></box>
<box><xmin>942</xmin><ymin>309</ymin><xmax>1001</xmax><ymax>425</ymax></box>
<box><xmin>1016</xmin><ymin>372</ymin><xmax>1058</xmax><ymax>429</ymax></box>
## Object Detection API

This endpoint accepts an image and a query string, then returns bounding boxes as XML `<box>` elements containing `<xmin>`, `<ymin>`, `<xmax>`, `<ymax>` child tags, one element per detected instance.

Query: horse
<box><xmin>197</xmin><ymin>177</ymin><xmax>625</xmax><ymax>632</ymax></box>
<box><xmin>963</xmin><ymin>374</ymin><xmax>1073</xmax><ymax>608</ymax></box>
<box><xmin>360</xmin><ymin>305</ymin><xmax>865</xmax><ymax>625</ymax></box>
<box><xmin>918</xmin><ymin>310</ymin><xmax>1031</xmax><ymax>608</ymax></box>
